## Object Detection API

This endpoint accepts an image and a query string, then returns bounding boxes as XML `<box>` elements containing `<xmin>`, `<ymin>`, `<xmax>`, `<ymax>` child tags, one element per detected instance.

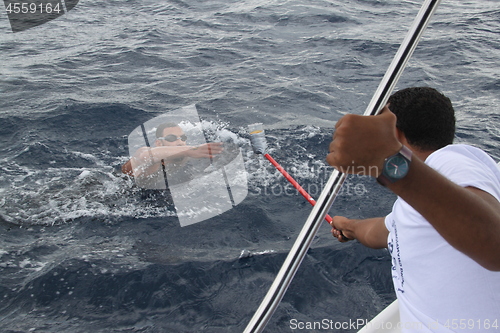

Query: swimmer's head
<box><xmin>155</xmin><ymin>123</ymin><xmax>187</xmax><ymax>147</ymax></box>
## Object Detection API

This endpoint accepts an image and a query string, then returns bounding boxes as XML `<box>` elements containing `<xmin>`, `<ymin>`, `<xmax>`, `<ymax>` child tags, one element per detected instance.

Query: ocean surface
<box><xmin>0</xmin><ymin>0</ymin><xmax>499</xmax><ymax>332</ymax></box>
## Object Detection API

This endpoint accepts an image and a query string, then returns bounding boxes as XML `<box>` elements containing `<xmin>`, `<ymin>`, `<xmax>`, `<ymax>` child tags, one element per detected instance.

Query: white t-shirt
<box><xmin>385</xmin><ymin>144</ymin><xmax>500</xmax><ymax>332</ymax></box>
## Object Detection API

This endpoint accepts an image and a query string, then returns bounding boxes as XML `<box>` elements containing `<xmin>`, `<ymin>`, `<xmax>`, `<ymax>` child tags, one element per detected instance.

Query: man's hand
<box><xmin>331</xmin><ymin>216</ymin><xmax>389</xmax><ymax>249</ymax></box>
<box><xmin>330</xmin><ymin>216</ymin><xmax>356</xmax><ymax>243</ymax></box>
<box><xmin>326</xmin><ymin>106</ymin><xmax>402</xmax><ymax>177</ymax></box>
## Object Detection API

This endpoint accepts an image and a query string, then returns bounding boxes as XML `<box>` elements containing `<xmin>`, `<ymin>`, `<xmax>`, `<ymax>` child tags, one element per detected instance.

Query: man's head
<box><xmin>155</xmin><ymin>122</ymin><xmax>187</xmax><ymax>147</ymax></box>
<box><xmin>388</xmin><ymin>87</ymin><xmax>455</xmax><ymax>152</ymax></box>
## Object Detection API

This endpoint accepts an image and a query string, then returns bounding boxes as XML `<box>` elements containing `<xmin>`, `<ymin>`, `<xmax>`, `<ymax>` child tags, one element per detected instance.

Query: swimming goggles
<box><xmin>158</xmin><ymin>134</ymin><xmax>188</xmax><ymax>142</ymax></box>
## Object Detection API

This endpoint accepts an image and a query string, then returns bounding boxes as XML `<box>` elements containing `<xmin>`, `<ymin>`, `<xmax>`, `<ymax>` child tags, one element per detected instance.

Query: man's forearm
<box><xmin>353</xmin><ymin>217</ymin><xmax>388</xmax><ymax>249</ymax></box>
<box><xmin>333</xmin><ymin>216</ymin><xmax>388</xmax><ymax>249</ymax></box>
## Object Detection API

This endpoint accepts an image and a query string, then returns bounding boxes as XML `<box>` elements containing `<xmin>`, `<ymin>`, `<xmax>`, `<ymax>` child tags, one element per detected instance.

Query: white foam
<box><xmin>0</xmin><ymin>120</ymin><xmax>329</xmax><ymax>226</ymax></box>
<box><xmin>239</xmin><ymin>249</ymin><xmax>276</xmax><ymax>259</ymax></box>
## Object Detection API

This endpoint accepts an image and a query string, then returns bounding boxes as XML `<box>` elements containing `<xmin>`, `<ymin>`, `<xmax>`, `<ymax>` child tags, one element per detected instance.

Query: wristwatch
<box><xmin>376</xmin><ymin>145</ymin><xmax>413</xmax><ymax>186</ymax></box>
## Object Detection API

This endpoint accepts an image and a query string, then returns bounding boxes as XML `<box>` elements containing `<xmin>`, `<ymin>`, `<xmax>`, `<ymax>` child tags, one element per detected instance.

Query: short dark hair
<box><xmin>155</xmin><ymin>122</ymin><xmax>179</xmax><ymax>138</ymax></box>
<box><xmin>388</xmin><ymin>87</ymin><xmax>455</xmax><ymax>151</ymax></box>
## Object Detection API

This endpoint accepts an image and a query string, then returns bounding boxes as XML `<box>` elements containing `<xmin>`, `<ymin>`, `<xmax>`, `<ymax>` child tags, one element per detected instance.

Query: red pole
<box><xmin>264</xmin><ymin>153</ymin><xmax>333</xmax><ymax>224</ymax></box>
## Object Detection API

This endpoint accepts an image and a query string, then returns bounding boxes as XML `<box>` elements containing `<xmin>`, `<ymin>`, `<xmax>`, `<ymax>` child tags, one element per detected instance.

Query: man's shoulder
<box><xmin>426</xmin><ymin>144</ymin><xmax>500</xmax><ymax>198</ymax></box>
<box><xmin>426</xmin><ymin>144</ymin><xmax>494</xmax><ymax>168</ymax></box>
<box><xmin>429</xmin><ymin>143</ymin><xmax>484</xmax><ymax>155</ymax></box>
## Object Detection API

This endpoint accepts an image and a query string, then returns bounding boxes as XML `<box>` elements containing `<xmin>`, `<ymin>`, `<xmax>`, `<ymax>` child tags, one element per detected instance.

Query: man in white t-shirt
<box><xmin>327</xmin><ymin>87</ymin><xmax>500</xmax><ymax>332</ymax></box>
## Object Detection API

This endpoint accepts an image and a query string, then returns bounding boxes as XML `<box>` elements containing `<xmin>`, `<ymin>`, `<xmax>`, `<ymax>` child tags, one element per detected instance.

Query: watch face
<box><xmin>384</xmin><ymin>155</ymin><xmax>409</xmax><ymax>179</ymax></box>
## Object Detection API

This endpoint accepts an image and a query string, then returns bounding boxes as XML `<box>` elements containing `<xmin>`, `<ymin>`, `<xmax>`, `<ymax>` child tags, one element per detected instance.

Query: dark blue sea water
<box><xmin>1</xmin><ymin>0</ymin><xmax>499</xmax><ymax>332</ymax></box>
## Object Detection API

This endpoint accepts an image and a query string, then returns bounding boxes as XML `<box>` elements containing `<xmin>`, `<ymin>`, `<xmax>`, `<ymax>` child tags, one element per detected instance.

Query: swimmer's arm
<box><xmin>121</xmin><ymin>143</ymin><xmax>223</xmax><ymax>176</ymax></box>
<box><xmin>121</xmin><ymin>146</ymin><xmax>192</xmax><ymax>177</ymax></box>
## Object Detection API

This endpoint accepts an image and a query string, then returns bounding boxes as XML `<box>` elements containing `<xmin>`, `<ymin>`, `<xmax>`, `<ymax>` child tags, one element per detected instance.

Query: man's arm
<box><xmin>122</xmin><ymin>143</ymin><xmax>223</xmax><ymax>177</ymax></box>
<box><xmin>327</xmin><ymin>109</ymin><xmax>500</xmax><ymax>271</ymax></box>
<box><xmin>331</xmin><ymin>216</ymin><xmax>388</xmax><ymax>249</ymax></box>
